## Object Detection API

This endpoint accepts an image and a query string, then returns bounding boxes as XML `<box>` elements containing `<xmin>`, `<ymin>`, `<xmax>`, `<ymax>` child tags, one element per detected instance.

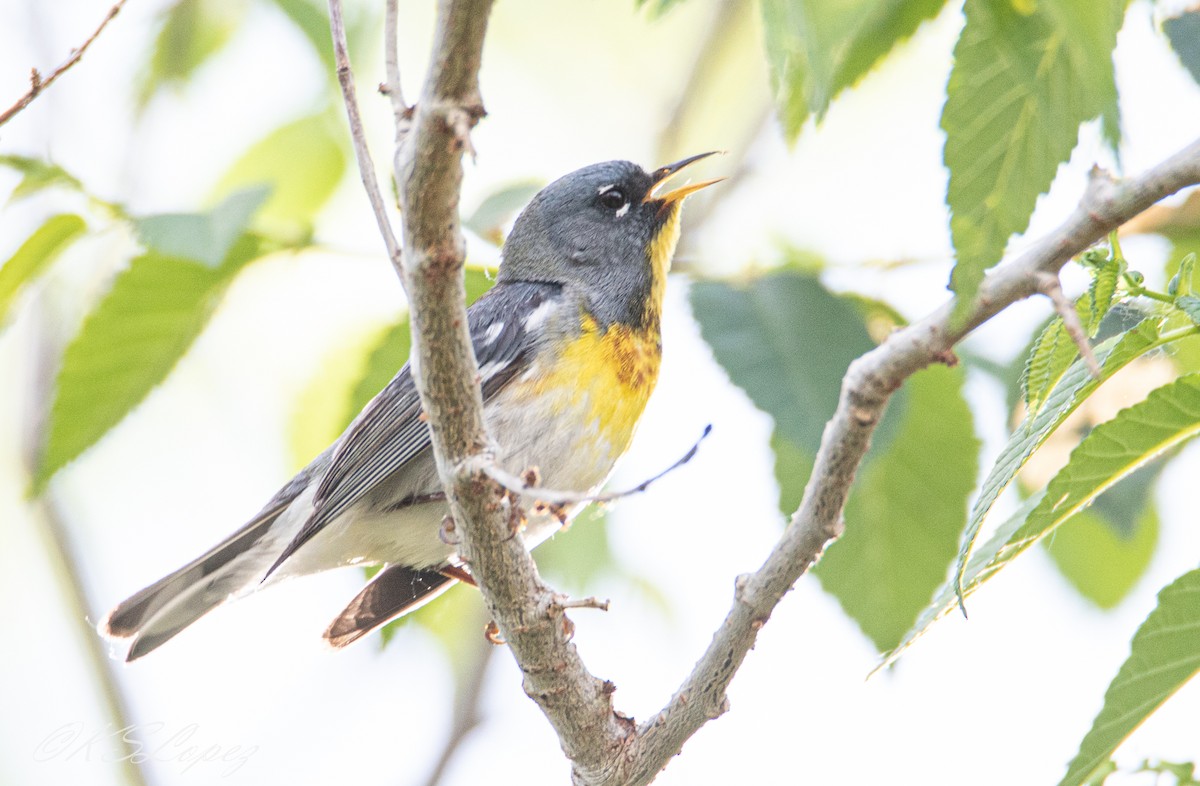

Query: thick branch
<box><xmin>391</xmin><ymin>2</ymin><xmax>632</xmax><ymax>781</ymax></box>
<box><xmin>366</xmin><ymin>1</ymin><xmax>1200</xmax><ymax>782</ymax></box>
<box><xmin>0</xmin><ymin>0</ymin><xmax>128</xmax><ymax>128</ymax></box>
<box><xmin>610</xmin><ymin>139</ymin><xmax>1200</xmax><ymax>783</ymax></box>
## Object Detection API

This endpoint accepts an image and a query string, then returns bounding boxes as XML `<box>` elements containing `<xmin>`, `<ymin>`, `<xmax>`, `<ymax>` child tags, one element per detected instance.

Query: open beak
<box><xmin>645</xmin><ymin>151</ymin><xmax>724</xmax><ymax>205</ymax></box>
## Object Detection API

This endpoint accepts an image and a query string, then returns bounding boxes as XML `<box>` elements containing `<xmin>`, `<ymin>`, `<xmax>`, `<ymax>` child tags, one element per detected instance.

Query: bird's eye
<box><xmin>599</xmin><ymin>188</ymin><xmax>627</xmax><ymax>211</ymax></box>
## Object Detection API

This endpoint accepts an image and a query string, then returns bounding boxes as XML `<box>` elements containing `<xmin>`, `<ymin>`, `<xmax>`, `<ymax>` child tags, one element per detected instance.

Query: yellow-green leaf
<box><xmin>0</xmin><ymin>214</ymin><xmax>86</xmax><ymax>325</ymax></box>
<box><xmin>213</xmin><ymin>112</ymin><xmax>347</xmax><ymax>239</ymax></box>
<box><xmin>35</xmin><ymin>236</ymin><xmax>264</xmax><ymax>491</ymax></box>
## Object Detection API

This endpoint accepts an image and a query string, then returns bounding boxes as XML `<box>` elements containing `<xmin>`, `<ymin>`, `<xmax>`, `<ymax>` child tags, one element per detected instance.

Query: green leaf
<box><xmin>898</xmin><ymin>372</ymin><xmax>1200</xmax><ymax>668</ymax></box>
<box><xmin>1022</xmin><ymin>305</ymin><xmax>1083</xmax><ymax>416</ymax></box>
<box><xmin>956</xmin><ymin>314</ymin><xmax>1197</xmax><ymax>604</ymax></box>
<box><xmin>135</xmin><ymin>187</ymin><xmax>269</xmax><ymax>267</ymax></box>
<box><xmin>1167</xmin><ymin>253</ymin><xmax>1194</xmax><ymax>297</ymax></box>
<box><xmin>1164</xmin><ymin>11</ymin><xmax>1200</xmax><ymax>87</ymax></box>
<box><xmin>0</xmin><ymin>155</ymin><xmax>84</xmax><ymax>200</ymax></box>
<box><xmin>213</xmin><ymin>112</ymin><xmax>347</xmax><ymax>239</ymax></box>
<box><xmin>876</xmin><ymin>489</ymin><xmax>1046</xmax><ymax>672</ymax></box>
<box><xmin>760</xmin><ymin>0</ymin><xmax>947</xmax><ymax>139</ymax></box>
<box><xmin>811</xmin><ymin>364</ymin><xmax>978</xmax><ymax>651</ymax></box>
<box><xmin>831</xmin><ymin>0</ymin><xmax>950</xmax><ymax>99</ymax></box>
<box><xmin>0</xmin><ymin>214</ymin><xmax>87</xmax><ymax>324</ymax></box>
<box><xmin>139</xmin><ymin>0</ymin><xmax>245</xmax><ymax>106</ymax></box>
<box><xmin>691</xmin><ymin>269</ymin><xmax>898</xmax><ymax>456</ymax></box>
<box><xmin>464</xmin><ymin>180</ymin><xmax>543</xmax><ymax>245</ymax></box>
<box><xmin>35</xmin><ymin>235</ymin><xmax>264</xmax><ymax>490</ymax></box>
<box><xmin>1043</xmin><ymin>505</ymin><xmax>1157</xmax><ymax>610</ymax></box>
<box><xmin>1058</xmin><ymin>567</ymin><xmax>1200</xmax><ymax>786</ymax></box>
<box><xmin>943</xmin><ymin>0</ymin><xmax>1124</xmax><ymax>318</ymax></box>
<box><xmin>1089</xmin><ymin>260</ymin><xmax>1120</xmax><ymax>333</ymax></box>
<box><xmin>1177</xmin><ymin>295</ymin><xmax>1200</xmax><ymax>326</ymax></box>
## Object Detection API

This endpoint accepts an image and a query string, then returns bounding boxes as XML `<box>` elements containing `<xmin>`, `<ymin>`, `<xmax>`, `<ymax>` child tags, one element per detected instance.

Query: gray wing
<box><xmin>265</xmin><ymin>280</ymin><xmax>562</xmax><ymax>575</ymax></box>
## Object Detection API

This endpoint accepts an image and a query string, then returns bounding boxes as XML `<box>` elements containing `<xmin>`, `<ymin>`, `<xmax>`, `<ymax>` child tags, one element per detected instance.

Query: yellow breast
<box><xmin>518</xmin><ymin>316</ymin><xmax>661</xmax><ymax>463</ymax></box>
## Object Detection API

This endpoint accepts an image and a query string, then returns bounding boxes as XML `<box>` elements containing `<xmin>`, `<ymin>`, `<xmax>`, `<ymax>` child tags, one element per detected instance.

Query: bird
<box><xmin>100</xmin><ymin>152</ymin><xmax>721</xmax><ymax>661</ymax></box>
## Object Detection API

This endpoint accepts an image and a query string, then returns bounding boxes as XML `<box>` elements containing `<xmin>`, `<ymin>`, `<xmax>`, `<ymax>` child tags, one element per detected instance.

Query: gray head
<box><xmin>498</xmin><ymin>153</ymin><xmax>720</xmax><ymax>329</ymax></box>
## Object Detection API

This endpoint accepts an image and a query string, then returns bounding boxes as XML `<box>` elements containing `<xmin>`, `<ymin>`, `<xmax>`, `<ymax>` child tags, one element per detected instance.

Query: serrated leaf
<box><xmin>810</xmin><ymin>364</ymin><xmax>978</xmax><ymax>651</ymax></box>
<box><xmin>135</xmin><ymin>187</ymin><xmax>268</xmax><ymax>267</ymax></box>
<box><xmin>761</xmin><ymin>0</ymin><xmax>947</xmax><ymax>139</ymax></box>
<box><xmin>1043</xmin><ymin>504</ymin><xmax>1157</xmax><ymax>610</ymax></box>
<box><xmin>464</xmin><ymin>180</ymin><xmax>542</xmax><ymax>245</ymax></box>
<box><xmin>943</xmin><ymin>0</ymin><xmax>1124</xmax><ymax>319</ymax></box>
<box><xmin>1023</xmin><ymin>316</ymin><xmax>1079</xmax><ymax>415</ymax></box>
<box><xmin>139</xmin><ymin>0</ymin><xmax>245</xmax><ymax>106</ymax></box>
<box><xmin>1057</xmin><ymin>567</ymin><xmax>1200</xmax><ymax>786</ymax></box>
<box><xmin>1089</xmin><ymin>261</ymin><xmax>1120</xmax><ymax>332</ymax></box>
<box><xmin>213</xmin><ymin>112</ymin><xmax>347</xmax><ymax>239</ymax></box>
<box><xmin>875</xmin><ymin>489</ymin><xmax>1045</xmax><ymax>673</ymax></box>
<box><xmin>35</xmin><ymin>236</ymin><xmax>264</xmax><ymax>490</ymax></box>
<box><xmin>957</xmin><ymin>315</ymin><xmax>1197</xmax><ymax>602</ymax></box>
<box><xmin>0</xmin><ymin>214</ymin><xmax>87</xmax><ymax>324</ymax></box>
<box><xmin>1164</xmin><ymin>11</ymin><xmax>1200</xmax><ymax>87</ymax></box>
<box><xmin>889</xmin><ymin>372</ymin><xmax>1200</xmax><ymax>669</ymax></box>
<box><xmin>691</xmin><ymin>269</ymin><xmax>902</xmax><ymax>457</ymax></box>
<box><xmin>0</xmin><ymin>155</ymin><xmax>84</xmax><ymax>200</ymax></box>
<box><xmin>831</xmin><ymin>0</ymin><xmax>949</xmax><ymax>97</ymax></box>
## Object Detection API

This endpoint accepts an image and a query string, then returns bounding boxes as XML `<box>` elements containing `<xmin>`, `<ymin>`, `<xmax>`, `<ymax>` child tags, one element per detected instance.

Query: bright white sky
<box><xmin>2</xmin><ymin>1</ymin><xmax>1199</xmax><ymax>785</ymax></box>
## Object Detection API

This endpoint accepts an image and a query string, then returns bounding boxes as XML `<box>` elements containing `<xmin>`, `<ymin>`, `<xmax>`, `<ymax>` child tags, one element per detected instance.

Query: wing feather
<box><xmin>264</xmin><ymin>281</ymin><xmax>562</xmax><ymax>575</ymax></box>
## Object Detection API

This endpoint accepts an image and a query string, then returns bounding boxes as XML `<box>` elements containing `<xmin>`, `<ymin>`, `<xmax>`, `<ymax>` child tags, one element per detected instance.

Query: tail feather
<box><xmin>101</xmin><ymin>504</ymin><xmax>285</xmax><ymax>661</ymax></box>
<box><xmin>324</xmin><ymin>564</ymin><xmax>456</xmax><ymax>649</ymax></box>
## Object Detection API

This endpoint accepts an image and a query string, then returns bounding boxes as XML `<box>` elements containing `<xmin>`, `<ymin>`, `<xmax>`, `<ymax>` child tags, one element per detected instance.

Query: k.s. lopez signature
<box><xmin>34</xmin><ymin>721</ymin><xmax>257</xmax><ymax>777</ymax></box>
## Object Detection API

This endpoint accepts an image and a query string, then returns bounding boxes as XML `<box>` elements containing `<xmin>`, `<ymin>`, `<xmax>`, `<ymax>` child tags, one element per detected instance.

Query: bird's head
<box><xmin>497</xmin><ymin>153</ymin><xmax>721</xmax><ymax>327</ymax></box>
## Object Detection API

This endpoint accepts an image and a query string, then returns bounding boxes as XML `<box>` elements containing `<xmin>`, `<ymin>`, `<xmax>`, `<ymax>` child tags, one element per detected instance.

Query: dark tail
<box><xmin>101</xmin><ymin>505</ymin><xmax>284</xmax><ymax>661</ymax></box>
<box><xmin>324</xmin><ymin>565</ymin><xmax>457</xmax><ymax>648</ymax></box>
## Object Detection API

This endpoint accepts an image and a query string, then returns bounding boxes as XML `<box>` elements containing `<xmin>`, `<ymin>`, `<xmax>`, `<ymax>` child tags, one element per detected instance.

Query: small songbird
<box><xmin>101</xmin><ymin>153</ymin><xmax>720</xmax><ymax>661</ymax></box>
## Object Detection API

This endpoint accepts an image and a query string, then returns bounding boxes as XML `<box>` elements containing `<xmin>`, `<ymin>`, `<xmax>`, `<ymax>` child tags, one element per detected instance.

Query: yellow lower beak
<box><xmin>645</xmin><ymin>151</ymin><xmax>724</xmax><ymax>204</ymax></box>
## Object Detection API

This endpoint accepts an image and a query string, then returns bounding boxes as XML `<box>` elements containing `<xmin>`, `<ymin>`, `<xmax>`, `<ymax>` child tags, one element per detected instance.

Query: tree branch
<box><xmin>0</xmin><ymin>0</ymin><xmax>128</xmax><ymax>128</ymax></box>
<box><xmin>608</xmin><ymin>140</ymin><xmax>1200</xmax><ymax>784</ymax></box>
<box><xmin>326</xmin><ymin>0</ymin><xmax>403</xmax><ymax>276</ymax></box>
<box><xmin>354</xmin><ymin>0</ymin><xmax>1200</xmax><ymax>782</ymax></box>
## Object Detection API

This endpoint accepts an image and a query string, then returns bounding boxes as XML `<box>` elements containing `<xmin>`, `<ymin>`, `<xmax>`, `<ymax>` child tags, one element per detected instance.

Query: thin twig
<box><xmin>1036</xmin><ymin>271</ymin><xmax>1102</xmax><ymax>376</ymax></box>
<box><xmin>381</xmin><ymin>0</ymin><xmax>409</xmax><ymax>129</ymax></box>
<box><xmin>475</xmin><ymin>425</ymin><xmax>712</xmax><ymax>508</ymax></box>
<box><xmin>0</xmin><ymin>0</ymin><xmax>129</xmax><ymax>128</ymax></box>
<box><xmin>326</xmin><ymin>0</ymin><xmax>404</xmax><ymax>278</ymax></box>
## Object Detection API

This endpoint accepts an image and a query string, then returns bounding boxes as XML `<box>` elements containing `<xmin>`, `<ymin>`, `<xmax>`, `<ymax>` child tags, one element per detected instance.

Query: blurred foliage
<box><xmin>37</xmin><ymin>232</ymin><xmax>269</xmax><ymax>491</ymax></box>
<box><xmin>139</xmin><ymin>0</ymin><xmax>246</xmax><ymax>106</ymax></box>
<box><xmin>212</xmin><ymin>111</ymin><xmax>348</xmax><ymax>242</ymax></box>
<box><xmin>1164</xmin><ymin>9</ymin><xmax>1200</xmax><ymax>87</ymax></box>
<box><xmin>697</xmin><ymin>268</ymin><xmax>975</xmax><ymax>651</ymax></box>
